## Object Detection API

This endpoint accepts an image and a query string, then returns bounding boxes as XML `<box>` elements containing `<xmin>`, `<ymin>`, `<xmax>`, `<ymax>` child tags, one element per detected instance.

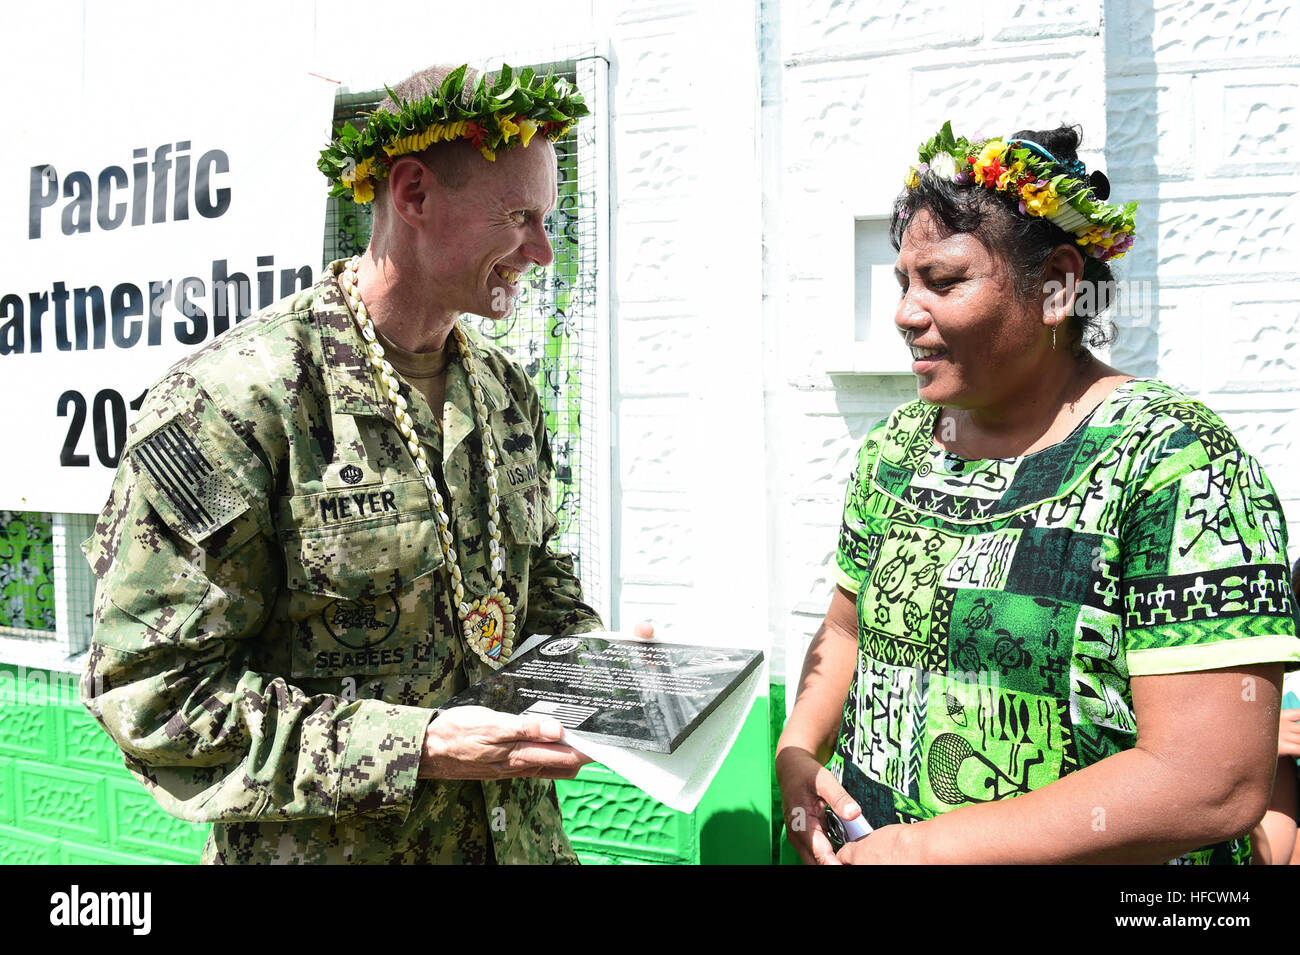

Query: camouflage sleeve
<box><xmin>520</xmin><ymin>388</ymin><xmax>602</xmax><ymax>640</ymax></box>
<box><xmin>80</xmin><ymin>376</ymin><xmax>431</xmax><ymax>824</ymax></box>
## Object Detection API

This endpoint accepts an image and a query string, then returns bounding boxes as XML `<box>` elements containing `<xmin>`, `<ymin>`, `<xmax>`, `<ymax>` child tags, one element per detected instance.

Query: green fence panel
<box><xmin>0</xmin><ymin>512</ymin><xmax>56</xmax><ymax>631</ymax></box>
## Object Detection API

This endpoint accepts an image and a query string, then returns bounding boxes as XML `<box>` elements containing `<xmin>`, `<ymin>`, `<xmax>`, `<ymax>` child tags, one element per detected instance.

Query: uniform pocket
<box><xmin>282</xmin><ymin>501</ymin><xmax>446</xmax><ymax>678</ymax></box>
<box><xmin>499</xmin><ymin>483</ymin><xmax>543</xmax><ymax>546</ymax></box>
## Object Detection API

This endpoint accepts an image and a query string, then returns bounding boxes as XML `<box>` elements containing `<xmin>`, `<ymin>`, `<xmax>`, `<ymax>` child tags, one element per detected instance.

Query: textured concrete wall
<box><xmin>1104</xmin><ymin>0</ymin><xmax>1300</xmax><ymax>562</ymax></box>
<box><xmin>606</xmin><ymin>1</ymin><xmax>770</xmax><ymax>657</ymax></box>
<box><xmin>770</xmin><ymin>1</ymin><xmax>1108</xmax><ymax>689</ymax></box>
<box><xmin>0</xmin><ymin>666</ymin><xmax>209</xmax><ymax>863</ymax></box>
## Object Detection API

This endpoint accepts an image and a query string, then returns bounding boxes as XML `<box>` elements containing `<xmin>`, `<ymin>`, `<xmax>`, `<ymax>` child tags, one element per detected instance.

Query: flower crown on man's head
<box><xmin>904</xmin><ymin>121</ymin><xmax>1138</xmax><ymax>263</ymax></box>
<box><xmin>318</xmin><ymin>64</ymin><xmax>588</xmax><ymax>204</ymax></box>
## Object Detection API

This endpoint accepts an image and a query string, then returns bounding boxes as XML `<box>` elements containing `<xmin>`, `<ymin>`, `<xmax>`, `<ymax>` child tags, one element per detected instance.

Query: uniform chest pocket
<box><xmin>452</xmin><ymin>478</ymin><xmax>544</xmax><ymax>564</ymax></box>
<box><xmin>282</xmin><ymin>504</ymin><xmax>446</xmax><ymax>679</ymax></box>
<box><xmin>499</xmin><ymin>482</ymin><xmax>544</xmax><ymax>546</ymax></box>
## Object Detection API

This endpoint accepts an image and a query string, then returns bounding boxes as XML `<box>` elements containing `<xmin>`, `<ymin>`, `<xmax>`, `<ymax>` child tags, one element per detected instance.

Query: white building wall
<box><xmin>769</xmin><ymin>1</ymin><xmax>1109</xmax><ymax>690</ymax></box>
<box><xmin>1104</xmin><ymin>0</ymin><xmax>1300</xmax><ymax>562</ymax></box>
<box><xmin>605</xmin><ymin>1</ymin><xmax>769</xmax><ymax>655</ymax></box>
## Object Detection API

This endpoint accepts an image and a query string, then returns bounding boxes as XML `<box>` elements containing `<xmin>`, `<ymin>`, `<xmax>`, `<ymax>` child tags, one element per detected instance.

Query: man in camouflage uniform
<box><xmin>80</xmin><ymin>67</ymin><xmax>606</xmax><ymax>864</ymax></box>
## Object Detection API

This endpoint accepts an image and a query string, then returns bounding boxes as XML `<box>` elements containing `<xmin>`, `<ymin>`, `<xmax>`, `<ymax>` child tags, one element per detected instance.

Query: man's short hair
<box><xmin>370</xmin><ymin>64</ymin><xmax>489</xmax><ymax>193</ymax></box>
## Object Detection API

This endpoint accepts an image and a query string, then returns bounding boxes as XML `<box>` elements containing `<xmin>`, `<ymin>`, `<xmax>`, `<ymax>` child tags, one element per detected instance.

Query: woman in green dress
<box><xmin>776</xmin><ymin>123</ymin><xmax>1300</xmax><ymax>864</ymax></box>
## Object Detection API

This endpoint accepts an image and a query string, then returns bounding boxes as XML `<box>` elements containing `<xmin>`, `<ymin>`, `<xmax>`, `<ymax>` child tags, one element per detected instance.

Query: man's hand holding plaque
<box><xmin>418</xmin><ymin>706</ymin><xmax>592</xmax><ymax>781</ymax></box>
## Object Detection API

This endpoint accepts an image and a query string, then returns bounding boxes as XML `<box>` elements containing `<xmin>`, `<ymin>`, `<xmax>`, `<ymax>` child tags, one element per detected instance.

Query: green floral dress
<box><xmin>832</xmin><ymin>379</ymin><xmax>1300</xmax><ymax>864</ymax></box>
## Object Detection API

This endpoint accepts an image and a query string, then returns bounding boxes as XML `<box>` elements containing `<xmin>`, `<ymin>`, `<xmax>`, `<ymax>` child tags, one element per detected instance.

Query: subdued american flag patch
<box><xmin>132</xmin><ymin>419</ymin><xmax>246</xmax><ymax>541</ymax></box>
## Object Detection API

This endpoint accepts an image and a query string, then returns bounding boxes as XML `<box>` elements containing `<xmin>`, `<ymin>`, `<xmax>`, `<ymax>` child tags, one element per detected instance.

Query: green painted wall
<box><xmin>0</xmin><ymin>663</ymin><xmax>773</xmax><ymax>865</ymax></box>
<box><xmin>770</xmin><ymin>682</ymin><xmax>803</xmax><ymax>865</ymax></box>
<box><xmin>0</xmin><ymin>664</ymin><xmax>208</xmax><ymax>864</ymax></box>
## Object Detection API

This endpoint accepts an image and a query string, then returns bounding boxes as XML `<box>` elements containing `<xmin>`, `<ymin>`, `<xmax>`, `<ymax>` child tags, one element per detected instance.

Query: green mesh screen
<box><xmin>0</xmin><ymin>512</ymin><xmax>56</xmax><ymax>631</ymax></box>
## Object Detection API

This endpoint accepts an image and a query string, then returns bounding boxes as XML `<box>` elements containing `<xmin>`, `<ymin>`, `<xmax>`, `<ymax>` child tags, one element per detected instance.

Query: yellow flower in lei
<box><xmin>342</xmin><ymin>157</ymin><xmax>376</xmax><ymax>203</ymax></box>
<box><xmin>351</xmin><ymin>177</ymin><xmax>375</xmax><ymax>204</ymax></box>
<box><xmin>385</xmin><ymin>129</ymin><xmax>430</xmax><ymax>158</ymax></box>
<box><xmin>383</xmin><ymin>123</ymin><xmax>458</xmax><ymax>158</ymax></box>
<box><xmin>908</xmin><ymin>122</ymin><xmax>1140</xmax><ymax>263</ymax></box>
<box><xmin>497</xmin><ymin>113</ymin><xmax>521</xmax><ymax>144</ymax></box>
<box><xmin>1076</xmin><ymin>223</ymin><xmax>1114</xmax><ymax>252</ymax></box>
<box><xmin>341</xmin><ymin>157</ymin><xmax>373</xmax><ymax>186</ymax></box>
<box><xmin>320</xmin><ymin>64</ymin><xmax>590</xmax><ymax>203</ymax></box>
<box><xmin>971</xmin><ymin>139</ymin><xmax>1007</xmax><ymax>187</ymax></box>
<box><xmin>438</xmin><ymin>121</ymin><xmax>469</xmax><ymax>142</ymax></box>
<box><xmin>1019</xmin><ymin>178</ymin><xmax>1059</xmax><ymax>218</ymax></box>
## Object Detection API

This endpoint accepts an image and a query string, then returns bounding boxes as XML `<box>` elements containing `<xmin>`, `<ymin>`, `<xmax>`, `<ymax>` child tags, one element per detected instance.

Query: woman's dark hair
<box><xmin>889</xmin><ymin>124</ymin><xmax>1117</xmax><ymax>355</ymax></box>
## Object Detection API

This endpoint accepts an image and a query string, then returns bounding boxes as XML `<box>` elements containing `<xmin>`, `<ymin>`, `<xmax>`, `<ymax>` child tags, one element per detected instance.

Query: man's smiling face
<box><xmin>423</xmin><ymin>138</ymin><xmax>558</xmax><ymax>320</ymax></box>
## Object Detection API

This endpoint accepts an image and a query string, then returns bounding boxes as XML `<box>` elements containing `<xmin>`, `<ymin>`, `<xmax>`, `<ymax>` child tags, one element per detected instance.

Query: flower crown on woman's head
<box><xmin>318</xmin><ymin>64</ymin><xmax>588</xmax><ymax>204</ymax></box>
<box><xmin>904</xmin><ymin>121</ymin><xmax>1138</xmax><ymax>263</ymax></box>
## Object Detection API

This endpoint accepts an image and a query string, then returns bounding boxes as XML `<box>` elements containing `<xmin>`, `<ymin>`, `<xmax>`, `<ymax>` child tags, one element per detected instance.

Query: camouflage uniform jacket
<box><xmin>80</xmin><ymin>260</ymin><xmax>601</xmax><ymax>863</ymax></box>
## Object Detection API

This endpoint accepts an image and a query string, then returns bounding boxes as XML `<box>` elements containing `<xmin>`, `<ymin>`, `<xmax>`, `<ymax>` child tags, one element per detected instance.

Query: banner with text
<box><xmin>0</xmin><ymin>70</ymin><xmax>337</xmax><ymax>513</ymax></box>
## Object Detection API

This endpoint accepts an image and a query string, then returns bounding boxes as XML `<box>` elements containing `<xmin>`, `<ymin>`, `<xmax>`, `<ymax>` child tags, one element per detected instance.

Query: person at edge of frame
<box><xmin>1252</xmin><ymin>555</ymin><xmax>1300</xmax><ymax>864</ymax></box>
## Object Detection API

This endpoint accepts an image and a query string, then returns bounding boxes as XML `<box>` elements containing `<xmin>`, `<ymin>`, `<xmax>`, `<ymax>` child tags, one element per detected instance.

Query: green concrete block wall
<box><xmin>0</xmin><ymin>664</ymin><xmax>208</xmax><ymax>865</ymax></box>
<box><xmin>770</xmin><ymin>682</ymin><xmax>791</xmax><ymax>865</ymax></box>
<box><xmin>697</xmin><ymin>696</ymin><xmax>771</xmax><ymax>864</ymax></box>
<box><xmin>556</xmin><ymin>764</ymin><xmax>698</xmax><ymax>864</ymax></box>
<box><xmin>0</xmin><ymin>663</ymin><xmax>773</xmax><ymax>865</ymax></box>
<box><xmin>556</xmin><ymin>692</ymin><xmax>772</xmax><ymax>865</ymax></box>
<box><xmin>771</xmin><ymin>682</ymin><xmax>804</xmax><ymax>865</ymax></box>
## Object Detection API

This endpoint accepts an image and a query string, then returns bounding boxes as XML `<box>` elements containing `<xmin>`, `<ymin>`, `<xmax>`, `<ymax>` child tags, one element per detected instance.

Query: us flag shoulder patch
<box><xmin>132</xmin><ymin>419</ymin><xmax>247</xmax><ymax>541</ymax></box>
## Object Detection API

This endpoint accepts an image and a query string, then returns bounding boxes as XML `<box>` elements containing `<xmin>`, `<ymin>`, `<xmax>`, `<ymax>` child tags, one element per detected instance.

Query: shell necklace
<box><xmin>338</xmin><ymin>257</ymin><xmax>515</xmax><ymax>668</ymax></box>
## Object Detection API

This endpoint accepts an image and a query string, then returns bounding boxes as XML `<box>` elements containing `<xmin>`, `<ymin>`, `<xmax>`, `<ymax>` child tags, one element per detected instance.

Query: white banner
<box><xmin>0</xmin><ymin>65</ymin><xmax>337</xmax><ymax>513</ymax></box>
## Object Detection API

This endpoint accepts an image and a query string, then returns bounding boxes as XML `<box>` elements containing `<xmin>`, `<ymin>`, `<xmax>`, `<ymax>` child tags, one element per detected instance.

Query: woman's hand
<box><xmin>836</xmin><ymin>823</ymin><xmax>915</xmax><ymax>865</ymax></box>
<box><xmin>775</xmin><ymin>746</ymin><xmax>860</xmax><ymax>865</ymax></box>
<box><xmin>775</xmin><ymin>586</ymin><xmax>863</xmax><ymax>864</ymax></box>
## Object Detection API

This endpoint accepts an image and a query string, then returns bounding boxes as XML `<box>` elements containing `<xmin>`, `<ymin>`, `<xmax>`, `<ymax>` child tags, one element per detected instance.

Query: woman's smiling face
<box><xmin>893</xmin><ymin>208</ymin><xmax>1049</xmax><ymax>412</ymax></box>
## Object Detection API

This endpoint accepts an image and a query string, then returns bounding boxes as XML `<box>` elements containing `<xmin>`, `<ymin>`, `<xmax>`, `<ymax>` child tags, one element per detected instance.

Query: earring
<box><xmin>1052</xmin><ymin>324</ymin><xmax>1057</xmax><ymax>349</ymax></box>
